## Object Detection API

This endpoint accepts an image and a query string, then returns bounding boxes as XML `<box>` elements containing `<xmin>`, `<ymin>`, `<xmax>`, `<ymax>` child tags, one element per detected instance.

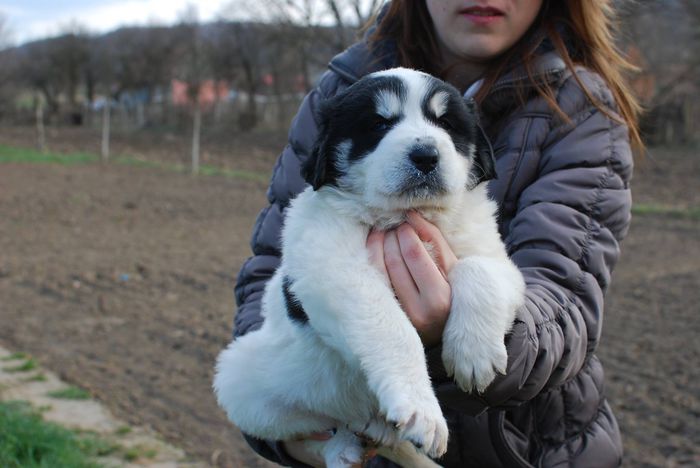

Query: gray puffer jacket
<box><xmin>233</xmin><ymin>37</ymin><xmax>632</xmax><ymax>467</ymax></box>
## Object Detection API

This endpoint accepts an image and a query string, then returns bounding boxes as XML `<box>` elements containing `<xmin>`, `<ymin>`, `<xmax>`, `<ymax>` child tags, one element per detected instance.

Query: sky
<box><xmin>0</xmin><ymin>0</ymin><xmax>237</xmax><ymax>44</ymax></box>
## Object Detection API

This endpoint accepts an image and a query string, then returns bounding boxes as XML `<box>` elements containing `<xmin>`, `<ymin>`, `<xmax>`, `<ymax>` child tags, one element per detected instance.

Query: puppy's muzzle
<box><xmin>408</xmin><ymin>144</ymin><xmax>439</xmax><ymax>174</ymax></box>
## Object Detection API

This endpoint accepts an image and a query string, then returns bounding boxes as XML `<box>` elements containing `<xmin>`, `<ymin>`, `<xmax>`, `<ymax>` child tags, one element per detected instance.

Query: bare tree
<box><xmin>19</xmin><ymin>41</ymin><xmax>62</xmax><ymax>119</ymax></box>
<box><xmin>267</xmin><ymin>0</ymin><xmax>382</xmax><ymax>41</ymax></box>
<box><xmin>235</xmin><ymin>23</ymin><xmax>270</xmax><ymax>129</ymax></box>
<box><xmin>621</xmin><ymin>0</ymin><xmax>700</xmax><ymax>143</ymax></box>
<box><xmin>264</xmin><ymin>0</ymin><xmax>332</xmax><ymax>90</ymax></box>
<box><xmin>208</xmin><ymin>17</ymin><xmax>274</xmax><ymax>131</ymax></box>
<box><xmin>100</xmin><ymin>25</ymin><xmax>178</xmax><ymax>128</ymax></box>
<box><xmin>223</xmin><ymin>0</ymin><xmax>338</xmax><ymax>94</ymax></box>
<box><xmin>325</xmin><ymin>0</ymin><xmax>382</xmax><ymax>48</ymax></box>
<box><xmin>206</xmin><ymin>22</ymin><xmax>239</xmax><ymax>124</ymax></box>
<box><xmin>56</xmin><ymin>23</ymin><xmax>91</xmax><ymax>109</ymax></box>
<box><xmin>15</xmin><ymin>25</ymin><xmax>91</xmax><ymax>125</ymax></box>
<box><xmin>55</xmin><ymin>30</ymin><xmax>91</xmax><ymax>123</ymax></box>
<box><xmin>681</xmin><ymin>0</ymin><xmax>700</xmax><ymax>67</ymax></box>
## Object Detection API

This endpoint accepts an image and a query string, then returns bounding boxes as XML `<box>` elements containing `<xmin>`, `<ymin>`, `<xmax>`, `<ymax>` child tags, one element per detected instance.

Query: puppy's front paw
<box><xmin>442</xmin><ymin>331</ymin><xmax>508</xmax><ymax>393</ymax></box>
<box><xmin>381</xmin><ymin>390</ymin><xmax>448</xmax><ymax>458</ymax></box>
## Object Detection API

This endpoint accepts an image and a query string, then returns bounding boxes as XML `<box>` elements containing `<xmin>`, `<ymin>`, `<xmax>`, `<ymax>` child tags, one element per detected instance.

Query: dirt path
<box><xmin>0</xmin><ymin>137</ymin><xmax>698</xmax><ymax>467</ymax></box>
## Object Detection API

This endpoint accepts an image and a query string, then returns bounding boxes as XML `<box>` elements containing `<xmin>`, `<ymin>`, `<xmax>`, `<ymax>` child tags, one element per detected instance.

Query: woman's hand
<box><xmin>282</xmin><ymin>431</ymin><xmax>333</xmax><ymax>467</ymax></box>
<box><xmin>282</xmin><ymin>430</ymin><xmax>377</xmax><ymax>467</ymax></box>
<box><xmin>367</xmin><ymin>211</ymin><xmax>457</xmax><ymax>348</ymax></box>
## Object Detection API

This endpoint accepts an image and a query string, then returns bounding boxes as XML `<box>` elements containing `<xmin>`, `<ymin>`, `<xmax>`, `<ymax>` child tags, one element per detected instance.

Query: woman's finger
<box><xmin>405</xmin><ymin>211</ymin><xmax>457</xmax><ymax>275</ymax></box>
<box><xmin>307</xmin><ymin>430</ymin><xmax>335</xmax><ymax>441</ymax></box>
<box><xmin>383</xmin><ymin>230</ymin><xmax>420</xmax><ymax>307</ymax></box>
<box><xmin>396</xmin><ymin>223</ymin><xmax>446</xmax><ymax>294</ymax></box>
<box><xmin>366</xmin><ymin>229</ymin><xmax>389</xmax><ymax>281</ymax></box>
<box><xmin>292</xmin><ymin>429</ymin><xmax>335</xmax><ymax>441</ymax></box>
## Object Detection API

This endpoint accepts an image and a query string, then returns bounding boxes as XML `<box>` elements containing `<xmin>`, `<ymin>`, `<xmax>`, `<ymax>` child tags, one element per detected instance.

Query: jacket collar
<box><xmin>329</xmin><ymin>43</ymin><xmax>566</xmax><ymax>121</ymax></box>
<box><xmin>329</xmin><ymin>41</ymin><xmax>565</xmax><ymax>93</ymax></box>
<box><xmin>490</xmin><ymin>51</ymin><xmax>566</xmax><ymax>93</ymax></box>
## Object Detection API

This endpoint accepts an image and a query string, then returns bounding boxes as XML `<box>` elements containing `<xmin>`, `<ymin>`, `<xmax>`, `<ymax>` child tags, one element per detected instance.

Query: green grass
<box><xmin>74</xmin><ymin>431</ymin><xmax>121</xmax><ymax>458</ymax></box>
<box><xmin>123</xmin><ymin>447</ymin><xmax>139</xmax><ymax>462</ymax></box>
<box><xmin>0</xmin><ymin>400</ymin><xmax>103</xmax><ymax>468</ymax></box>
<box><xmin>3</xmin><ymin>358</ymin><xmax>37</xmax><ymax>373</ymax></box>
<box><xmin>112</xmin><ymin>155</ymin><xmax>163</xmax><ymax>169</ymax></box>
<box><xmin>22</xmin><ymin>373</ymin><xmax>47</xmax><ymax>383</ymax></box>
<box><xmin>112</xmin><ymin>156</ymin><xmax>268</xmax><ymax>182</ymax></box>
<box><xmin>198</xmin><ymin>164</ymin><xmax>269</xmax><ymax>182</ymax></box>
<box><xmin>1</xmin><ymin>352</ymin><xmax>28</xmax><ymax>362</ymax></box>
<box><xmin>122</xmin><ymin>444</ymin><xmax>158</xmax><ymax>462</ymax></box>
<box><xmin>0</xmin><ymin>145</ymin><xmax>96</xmax><ymax>165</ymax></box>
<box><xmin>47</xmin><ymin>386</ymin><xmax>91</xmax><ymax>400</ymax></box>
<box><xmin>632</xmin><ymin>203</ymin><xmax>700</xmax><ymax>220</ymax></box>
<box><xmin>0</xmin><ymin>143</ymin><xmax>268</xmax><ymax>181</ymax></box>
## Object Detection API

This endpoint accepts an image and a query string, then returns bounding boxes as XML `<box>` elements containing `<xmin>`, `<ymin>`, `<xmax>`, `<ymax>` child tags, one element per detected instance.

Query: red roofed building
<box><xmin>171</xmin><ymin>80</ymin><xmax>230</xmax><ymax>108</ymax></box>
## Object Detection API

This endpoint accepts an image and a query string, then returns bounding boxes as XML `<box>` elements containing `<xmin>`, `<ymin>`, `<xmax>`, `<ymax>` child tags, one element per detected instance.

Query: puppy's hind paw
<box><xmin>316</xmin><ymin>429</ymin><xmax>364</xmax><ymax>468</ymax></box>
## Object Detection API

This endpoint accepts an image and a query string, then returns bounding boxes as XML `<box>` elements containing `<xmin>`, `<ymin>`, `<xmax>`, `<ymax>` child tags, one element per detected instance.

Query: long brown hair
<box><xmin>368</xmin><ymin>0</ymin><xmax>643</xmax><ymax>151</ymax></box>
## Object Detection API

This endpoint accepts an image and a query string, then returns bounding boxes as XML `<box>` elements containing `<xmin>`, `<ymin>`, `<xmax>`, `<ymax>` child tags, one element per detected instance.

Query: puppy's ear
<box><xmin>472</xmin><ymin>121</ymin><xmax>497</xmax><ymax>184</ymax></box>
<box><xmin>465</xmin><ymin>98</ymin><xmax>497</xmax><ymax>186</ymax></box>
<box><xmin>302</xmin><ymin>138</ymin><xmax>330</xmax><ymax>190</ymax></box>
<box><xmin>301</xmin><ymin>102</ymin><xmax>333</xmax><ymax>190</ymax></box>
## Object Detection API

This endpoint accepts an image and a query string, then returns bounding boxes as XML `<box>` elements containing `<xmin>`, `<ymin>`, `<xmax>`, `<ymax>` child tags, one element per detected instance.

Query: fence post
<box><xmin>191</xmin><ymin>104</ymin><xmax>201</xmax><ymax>175</ymax></box>
<box><xmin>36</xmin><ymin>96</ymin><xmax>47</xmax><ymax>154</ymax></box>
<box><xmin>101</xmin><ymin>102</ymin><xmax>111</xmax><ymax>162</ymax></box>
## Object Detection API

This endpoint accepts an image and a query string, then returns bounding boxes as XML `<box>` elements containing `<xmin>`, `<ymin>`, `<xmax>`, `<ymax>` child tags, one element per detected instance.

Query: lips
<box><xmin>459</xmin><ymin>5</ymin><xmax>505</xmax><ymax>25</ymax></box>
<box><xmin>459</xmin><ymin>6</ymin><xmax>505</xmax><ymax>17</ymax></box>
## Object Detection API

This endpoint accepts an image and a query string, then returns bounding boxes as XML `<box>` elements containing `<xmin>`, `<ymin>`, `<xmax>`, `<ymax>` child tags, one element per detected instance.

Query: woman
<box><xmin>233</xmin><ymin>0</ymin><xmax>641</xmax><ymax>466</ymax></box>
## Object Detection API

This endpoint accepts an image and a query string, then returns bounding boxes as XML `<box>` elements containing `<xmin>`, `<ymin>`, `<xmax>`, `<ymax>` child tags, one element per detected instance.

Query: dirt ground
<box><xmin>0</xmin><ymin>127</ymin><xmax>698</xmax><ymax>467</ymax></box>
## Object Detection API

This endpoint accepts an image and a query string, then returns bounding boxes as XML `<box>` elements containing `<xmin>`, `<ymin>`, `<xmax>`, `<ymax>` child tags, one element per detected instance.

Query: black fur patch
<box><xmin>421</xmin><ymin>82</ymin><xmax>496</xmax><ymax>186</ymax></box>
<box><xmin>302</xmin><ymin>75</ymin><xmax>407</xmax><ymax>190</ymax></box>
<box><xmin>283</xmin><ymin>276</ymin><xmax>309</xmax><ymax>325</ymax></box>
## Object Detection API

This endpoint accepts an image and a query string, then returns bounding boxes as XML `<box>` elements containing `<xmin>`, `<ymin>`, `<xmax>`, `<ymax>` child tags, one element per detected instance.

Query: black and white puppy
<box><xmin>214</xmin><ymin>68</ymin><xmax>525</xmax><ymax>467</ymax></box>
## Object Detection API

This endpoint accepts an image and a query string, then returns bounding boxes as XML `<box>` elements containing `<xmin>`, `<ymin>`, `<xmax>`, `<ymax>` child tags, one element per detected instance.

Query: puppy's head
<box><xmin>302</xmin><ymin>68</ymin><xmax>495</xmax><ymax>209</ymax></box>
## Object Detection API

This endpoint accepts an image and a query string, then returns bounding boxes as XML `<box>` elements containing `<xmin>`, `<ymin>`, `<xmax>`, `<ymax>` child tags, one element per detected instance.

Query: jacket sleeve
<box><xmin>433</xmin><ymin>70</ymin><xmax>634</xmax><ymax>412</ymax></box>
<box><xmin>232</xmin><ymin>71</ymin><xmax>346</xmax><ymax>467</ymax></box>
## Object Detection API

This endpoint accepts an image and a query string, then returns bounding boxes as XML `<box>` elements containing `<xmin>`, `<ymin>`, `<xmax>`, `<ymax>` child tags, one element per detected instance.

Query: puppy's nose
<box><xmin>409</xmin><ymin>145</ymin><xmax>439</xmax><ymax>174</ymax></box>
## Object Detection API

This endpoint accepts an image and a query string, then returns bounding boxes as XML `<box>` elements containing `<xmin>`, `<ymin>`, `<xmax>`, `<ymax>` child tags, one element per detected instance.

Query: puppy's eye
<box><xmin>371</xmin><ymin>116</ymin><xmax>394</xmax><ymax>132</ymax></box>
<box><xmin>437</xmin><ymin>116</ymin><xmax>454</xmax><ymax>131</ymax></box>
